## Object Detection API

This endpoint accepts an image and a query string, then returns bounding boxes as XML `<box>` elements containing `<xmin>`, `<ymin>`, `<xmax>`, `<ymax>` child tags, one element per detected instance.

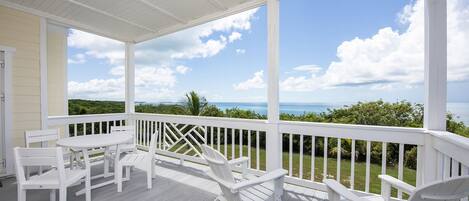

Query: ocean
<box><xmin>211</xmin><ymin>102</ymin><xmax>469</xmax><ymax>126</ymax></box>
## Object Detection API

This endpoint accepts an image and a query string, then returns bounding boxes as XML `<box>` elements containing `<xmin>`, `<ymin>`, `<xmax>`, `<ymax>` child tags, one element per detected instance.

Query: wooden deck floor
<box><xmin>0</xmin><ymin>154</ymin><xmax>327</xmax><ymax>201</ymax></box>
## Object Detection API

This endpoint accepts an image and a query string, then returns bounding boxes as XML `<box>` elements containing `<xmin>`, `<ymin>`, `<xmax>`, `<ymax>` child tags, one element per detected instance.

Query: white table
<box><xmin>57</xmin><ymin>134</ymin><xmax>133</xmax><ymax>196</ymax></box>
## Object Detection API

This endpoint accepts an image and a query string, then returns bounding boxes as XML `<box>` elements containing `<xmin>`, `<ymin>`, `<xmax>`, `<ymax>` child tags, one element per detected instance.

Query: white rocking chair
<box><xmin>324</xmin><ymin>175</ymin><xmax>469</xmax><ymax>201</ymax></box>
<box><xmin>201</xmin><ymin>145</ymin><xmax>287</xmax><ymax>201</ymax></box>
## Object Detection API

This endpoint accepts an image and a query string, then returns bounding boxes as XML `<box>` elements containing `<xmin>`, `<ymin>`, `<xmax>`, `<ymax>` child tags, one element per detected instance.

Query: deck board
<box><xmin>0</xmin><ymin>154</ymin><xmax>327</xmax><ymax>201</ymax></box>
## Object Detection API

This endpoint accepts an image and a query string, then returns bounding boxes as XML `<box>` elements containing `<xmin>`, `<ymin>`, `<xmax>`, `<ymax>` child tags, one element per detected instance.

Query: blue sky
<box><xmin>67</xmin><ymin>0</ymin><xmax>469</xmax><ymax>104</ymax></box>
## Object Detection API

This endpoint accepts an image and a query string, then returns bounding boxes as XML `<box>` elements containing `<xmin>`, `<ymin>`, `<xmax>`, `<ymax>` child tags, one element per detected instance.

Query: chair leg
<box><xmin>117</xmin><ymin>164</ymin><xmax>123</xmax><ymax>192</ymax></box>
<box><xmin>25</xmin><ymin>167</ymin><xmax>30</xmax><ymax>180</ymax></box>
<box><xmin>147</xmin><ymin>168</ymin><xmax>152</xmax><ymax>189</ymax></box>
<box><xmin>85</xmin><ymin>173</ymin><xmax>91</xmax><ymax>201</ymax></box>
<box><xmin>59</xmin><ymin>188</ymin><xmax>67</xmax><ymax>201</ymax></box>
<box><xmin>50</xmin><ymin>189</ymin><xmax>56</xmax><ymax>201</ymax></box>
<box><xmin>104</xmin><ymin>153</ymin><xmax>110</xmax><ymax>177</ymax></box>
<box><xmin>17</xmin><ymin>187</ymin><xmax>26</xmax><ymax>201</ymax></box>
<box><xmin>125</xmin><ymin>166</ymin><xmax>130</xmax><ymax>180</ymax></box>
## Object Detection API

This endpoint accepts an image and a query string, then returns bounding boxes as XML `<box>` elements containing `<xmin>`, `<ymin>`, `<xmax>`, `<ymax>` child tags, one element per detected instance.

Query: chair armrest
<box><xmin>231</xmin><ymin>169</ymin><xmax>287</xmax><ymax>192</ymax></box>
<box><xmin>229</xmin><ymin>157</ymin><xmax>249</xmax><ymax>177</ymax></box>
<box><xmin>378</xmin><ymin>175</ymin><xmax>415</xmax><ymax>194</ymax></box>
<box><xmin>323</xmin><ymin>179</ymin><xmax>365</xmax><ymax>201</ymax></box>
<box><xmin>228</xmin><ymin>157</ymin><xmax>249</xmax><ymax>166</ymax></box>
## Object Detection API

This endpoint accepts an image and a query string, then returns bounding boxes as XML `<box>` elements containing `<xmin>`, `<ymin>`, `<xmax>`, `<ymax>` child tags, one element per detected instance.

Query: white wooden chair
<box><xmin>201</xmin><ymin>145</ymin><xmax>287</xmax><ymax>201</ymax></box>
<box><xmin>116</xmin><ymin>132</ymin><xmax>158</xmax><ymax>192</ymax></box>
<box><xmin>109</xmin><ymin>126</ymin><xmax>137</xmax><ymax>152</ymax></box>
<box><xmin>324</xmin><ymin>175</ymin><xmax>469</xmax><ymax>201</ymax></box>
<box><xmin>14</xmin><ymin>147</ymin><xmax>91</xmax><ymax>201</ymax></box>
<box><xmin>104</xmin><ymin>126</ymin><xmax>137</xmax><ymax>174</ymax></box>
<box><xmin>24</xmin><ymin>128</ymin><xmax>75</xmax><ymax>178</ymax></box>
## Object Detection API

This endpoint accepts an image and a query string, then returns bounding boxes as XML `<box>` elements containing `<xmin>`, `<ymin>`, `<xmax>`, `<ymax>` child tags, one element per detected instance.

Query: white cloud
<box><xmin>281</xmin><ymin>0</ymin><xmax>469</xmax><ymax>92</ymax></box>
<box><xmin>68</xmin><ymin>8</ymin><xmax>259</xmax><ymax>101</ymax></box>
<box><xmin>293</xmin><ymin>65</ymin><xmax>322</xmax><ymax>74</ymax></box>
<box><xmin>229</xmin><ymin>32</ymin><xmax>242</xmax><ymax>43</ymax></box>
<box><xmin>68</xmin><ymin>53</ymin><xmax>86</xmax><ymax>64</ymax></box>
<box><xmin>236</xmin><ymin>49</ymin><xmax>246</xmax><ymax>54</ymax></box>
<box><xmin>68</xmin><ymin>30</ymin><xmax>124</xmax><ymax>65</ymax></box>
<box><xmin>175</xmin><ymin>65</ymin><xmax>191</xmax><ymax>74</ymax></box>
<box><xmin>69</xmin><ymin>66</ymin><xmax>178</xmax><ymax>100</ymax></box>
<box><xmin>233</xmin><ymin>70</ymin><xmax>266</xmax><ymax>91</ymax></box>
<box><xmin>135</xmin><ymin>8</ymin><xmax>258</xmax><ymax>65</ymax></box>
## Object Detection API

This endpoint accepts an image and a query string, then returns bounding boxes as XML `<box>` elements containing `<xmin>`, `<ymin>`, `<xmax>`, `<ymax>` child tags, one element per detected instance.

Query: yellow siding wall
<box><xmin>0</xmin><ymin>5</ymin><xmax>41</xmax><ymax>147</ymax></box>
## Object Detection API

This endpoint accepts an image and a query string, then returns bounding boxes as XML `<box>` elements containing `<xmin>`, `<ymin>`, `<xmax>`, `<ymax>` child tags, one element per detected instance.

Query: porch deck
<box><xmin>0</xmin><ymin>154</ymin><xmax>327</xmax><ymax>201</ymax></box>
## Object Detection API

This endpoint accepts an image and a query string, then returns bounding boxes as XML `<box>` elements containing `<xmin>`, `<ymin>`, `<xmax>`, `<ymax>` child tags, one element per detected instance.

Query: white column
<box><xmin>423</xmin><ymin>0</ymin><xmax>447</xmax><ymax>185</ymax></box>
<box><xmin>266</xmin><ymin>0</ymin><xmax>281</xmax><ymax>171</ymax></box>
<box><xmin>40</xmin><ymin>18</ymin><xmax>48</xmax><ymax>129</ymax></box>
<box><xmin>125</xmin><ymin>42</ymin><xmax>135</xmax><ymax>130</ymax></box>
<box><xmin>125</xmin><ymin>42</ymin><xmax>135</xmax><ymax>114</ymax></box>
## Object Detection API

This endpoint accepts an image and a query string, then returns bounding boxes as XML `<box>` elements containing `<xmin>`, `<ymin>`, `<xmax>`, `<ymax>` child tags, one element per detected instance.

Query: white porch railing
<box><xmin>47</xmin><ymin>113</ymin><xmax>469</xmax><ymax>198</ymax></box>
<box><xmin>132</xmin><ymin>113</ymin><xmax>268</xmax><ymax>173</ymax></box>
<box><xmin>429</xmin><ymin>131</ymin><xmax>469</xmax><ymax>180</ymax></box>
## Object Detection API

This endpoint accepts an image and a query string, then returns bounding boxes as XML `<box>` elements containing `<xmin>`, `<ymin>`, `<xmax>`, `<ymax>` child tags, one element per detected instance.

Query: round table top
<box><xmin>56</xmin><ymin>134</ymin><xmax>133</xmax><ymax>149</ymax></box>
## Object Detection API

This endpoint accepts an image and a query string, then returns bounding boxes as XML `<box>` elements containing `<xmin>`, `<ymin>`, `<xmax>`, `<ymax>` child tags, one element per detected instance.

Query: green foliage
<box><xmin>69</xmin><ymin>99</ymin><xmax>124</xmax><ymax>115</ymax></box>
<box><xmin>225</xmin><ymin>108</ymin><xmax>266</xmax><ymax>119</ymax></box>
<box><xmin>184</xmin><ymin>91</ymin><xmax>208</xmax><ymax>115</ymax></box>
<box><xmin>136</xmin><ymin>103</ymin><xmax>186</xmax><ymax>115</ymax></box>
<box><xmin>200</xmin><ymin>105</ymin><xmax>224</xmax><ymax>117</ymax></box>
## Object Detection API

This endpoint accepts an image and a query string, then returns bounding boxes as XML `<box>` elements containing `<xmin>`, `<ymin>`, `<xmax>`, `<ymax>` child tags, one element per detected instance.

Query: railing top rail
<box><xmin>428</xmin><ymin>130</ymin><xmax>469</xmax><ymax>166</ymax></box>
<box><xmin>427</xmin><ymin>130</ymin><xmax>469</xmax><ymax>150</ymax></box>
<box><xmin>133</xmin><ymin>113</ymin><xmax>269</xmax><ymax>130</ymax></box>
<box><xmin>279</xmin><ymin>120</ymin><xmax>426</xmax><ymax>145</ymax></box>
<box><xmin>279</xmin><ymin>120</ymin><xmax>426</xmax><ymax>132</ymax></box>
<box><xmin>48</xmin><ymin>113</ymin><xmax>128</xmax><ymax>126</ymax></box>
<box><xmin>133</xmin><ymin>112</ymin><xmax>267</xmax><ymax>123</ymax></box>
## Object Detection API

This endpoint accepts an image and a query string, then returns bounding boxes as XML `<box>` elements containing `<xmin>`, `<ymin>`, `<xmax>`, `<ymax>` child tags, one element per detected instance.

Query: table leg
<box><xmin>104</xmin><ymin>147</ymin><xmax>111</xmax><ymax>177</ymax></box>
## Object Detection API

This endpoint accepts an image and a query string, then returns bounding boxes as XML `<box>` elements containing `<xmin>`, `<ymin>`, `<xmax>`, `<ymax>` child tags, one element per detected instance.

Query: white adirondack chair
<box><xmin>116</xmin><ymin>132</ymin><xmax>158</xmax><ymax>192</ymax></box>
<box><xmin>24</xmin><ymin>129</ymin><xmax>76</xmax><ymax>178</ymax></box>
<box><xmin>324</xmin><ymin>175</ymin><xmax>469</xmax><ymax>201</ymax></box>
<box><xmin>14</xmin><ymin>147</ymin><xmax>91</xmax><ymax>201</ymax></box>
<box><xmin>201</xmin><ymin>145</ymin><xmax>287</xmax><ymax>201</ymax></box>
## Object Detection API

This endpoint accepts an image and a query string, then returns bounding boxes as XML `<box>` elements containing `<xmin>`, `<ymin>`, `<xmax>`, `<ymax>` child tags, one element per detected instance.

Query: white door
<box><xmin>0</xmin><ymin>50</ymin><xmax>4</xmax><ymax>174</ymax></box>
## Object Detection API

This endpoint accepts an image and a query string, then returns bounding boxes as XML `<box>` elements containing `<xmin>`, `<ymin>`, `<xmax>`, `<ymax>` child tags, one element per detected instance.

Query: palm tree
<box><xmin>184</xmin><ymin>91</ymin><xmax>208</xmax><ymax>116</ymax></box>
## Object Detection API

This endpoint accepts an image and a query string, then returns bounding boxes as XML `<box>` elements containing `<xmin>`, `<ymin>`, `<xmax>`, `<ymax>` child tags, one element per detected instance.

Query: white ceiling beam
<box><xmin>0</xmin><ymin>0</ymin><xmax>131</xmax><ymax>42</ymax></box>
<box><xmin>207</xmin><ymin>0</ymin><xmax>228</xmax><ymax>10</ymax></box>
<box><xmin>135</xmin><ymin>0</ymin><xmax>266</xmax><ymax>43</ymax></box>
<box><xmin>67</xmin><ymin>0</ymin><xmax>157</xmax><ymax>33</ymax></box>
<box><xmin>140</xmin><ymin>0</ymin><xmax>186</xmax><ymax>24</ymax></box>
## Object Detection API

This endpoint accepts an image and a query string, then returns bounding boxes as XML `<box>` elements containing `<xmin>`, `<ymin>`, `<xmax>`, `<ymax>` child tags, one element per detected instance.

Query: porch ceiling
<box><xmin>0</xmin><ymin>0</ymin><xmax>265</xmax><ymax>43</ymax></box>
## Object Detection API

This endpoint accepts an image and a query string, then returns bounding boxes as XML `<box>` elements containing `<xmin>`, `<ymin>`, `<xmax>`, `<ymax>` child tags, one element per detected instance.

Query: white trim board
<box><xmin>0</xmin><ymin>45</ymin><xmax>15</xmax><ymax>175</ymax></box>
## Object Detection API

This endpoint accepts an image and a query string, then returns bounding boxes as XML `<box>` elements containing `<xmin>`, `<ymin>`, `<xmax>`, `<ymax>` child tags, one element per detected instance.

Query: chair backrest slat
<box><xmin>25</xmin><ymin>128</ymin><xmax>60</xmax><ymax>147</ymax></box>
<box><xmin>147</xmin><ymin>132</ymin><xmax>158</xmax><ymax>158</ymax></box>
<box><xmin>14</xmin><ymin>147</ymin><xmax>66</xmax><ymax>183</ymax></box>
<box><xmin>111</xmin><ymin>126</ymin><xmax>135</xmax><ymax>144</ymax></box>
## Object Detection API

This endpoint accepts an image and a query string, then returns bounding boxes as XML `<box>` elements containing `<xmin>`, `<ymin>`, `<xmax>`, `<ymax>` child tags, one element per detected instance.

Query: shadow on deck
<box><xmin>0</xmin><ymin>154</ymin><xmax>327</xmax><ymax>201</ymax></box>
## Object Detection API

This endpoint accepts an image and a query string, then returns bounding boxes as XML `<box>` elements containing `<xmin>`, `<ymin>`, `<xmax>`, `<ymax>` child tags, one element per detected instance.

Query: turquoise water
<box><xmin>211</xmin><ymin>102</ymin><xmax>469</xmax><ymax>125</ymax></box>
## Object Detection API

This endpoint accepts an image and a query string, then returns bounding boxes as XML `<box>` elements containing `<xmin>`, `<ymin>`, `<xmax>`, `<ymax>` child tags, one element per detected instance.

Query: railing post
<box><xmin>125</xmin><ymin>42</ymin><xmax>135</xmax><ymax>128</ymax></box>
<box><xmin>423</xmin><ymin>0</ymin><xmax>447</xmax><ymax>185</ymax></box>
<box><xmin>266</xmin><ymin>0</ymin><xmax>281</xmax><ymax>171</ymax></box>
